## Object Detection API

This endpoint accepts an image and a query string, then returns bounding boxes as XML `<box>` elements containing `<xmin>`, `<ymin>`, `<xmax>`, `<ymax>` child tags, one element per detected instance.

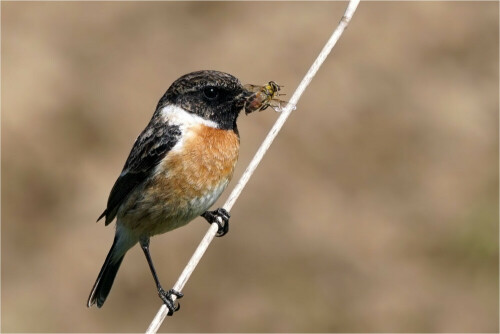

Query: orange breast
<box><xmin>118</xmin><ymin>125</ymin><xmax>240</xmax><ymax>236</ymax></box>
<box><xmin>155</xmin><ymin>125</ymin><xmax>240</xmax><ymax>204</ymax></box>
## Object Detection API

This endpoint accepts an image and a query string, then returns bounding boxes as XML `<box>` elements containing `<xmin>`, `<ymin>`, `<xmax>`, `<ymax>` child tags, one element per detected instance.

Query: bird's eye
<box><xmin>203</xmin><ymin>86</ymin><xmax>219</xmax><ymax>100</ymax></box>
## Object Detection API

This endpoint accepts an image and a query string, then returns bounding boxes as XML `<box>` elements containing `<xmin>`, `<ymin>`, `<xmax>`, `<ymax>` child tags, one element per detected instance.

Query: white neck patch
<box><xmin>159</xmin><ymin>104</ymin><xmax>218</xmax><ymax>129</ymax></box>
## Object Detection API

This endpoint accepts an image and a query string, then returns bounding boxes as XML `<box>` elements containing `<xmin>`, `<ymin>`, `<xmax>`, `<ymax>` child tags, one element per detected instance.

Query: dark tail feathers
<box><xmin>87</xmin><ymin>236</ymin><xmax>125</xmax><ymax>308</ymax></box>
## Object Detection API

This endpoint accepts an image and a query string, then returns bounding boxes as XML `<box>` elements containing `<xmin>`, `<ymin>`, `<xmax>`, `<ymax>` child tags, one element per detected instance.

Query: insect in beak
<box><xmin>243</xmin><ymin>81</ymin><xmax>295</xmax><ymax>115</ymax></box>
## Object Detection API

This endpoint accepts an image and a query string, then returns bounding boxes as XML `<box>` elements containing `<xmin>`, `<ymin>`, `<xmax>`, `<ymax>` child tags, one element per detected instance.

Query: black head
<box><xmin>156</xmin><ymin>70</ymin><xmax>251</xmax><ymax>131</ymax></box>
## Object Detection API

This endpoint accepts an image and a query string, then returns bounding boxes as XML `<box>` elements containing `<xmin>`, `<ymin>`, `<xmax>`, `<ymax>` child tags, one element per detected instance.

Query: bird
<box><xmin>87</xmin><ymin>70</ymin><xmax>256</xmax><ymax>315</ymax></box>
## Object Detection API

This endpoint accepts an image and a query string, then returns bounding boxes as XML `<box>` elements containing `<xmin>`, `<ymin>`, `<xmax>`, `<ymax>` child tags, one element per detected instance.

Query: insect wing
<box><xmin>243</xmin><ymin>84</ymin><xmax>265</xmax><ymax>94</ymax></box>
<box><xmin>268</xmin><ymin>98</ymin><xmax>296</xmax><ymax>113</ymax></box>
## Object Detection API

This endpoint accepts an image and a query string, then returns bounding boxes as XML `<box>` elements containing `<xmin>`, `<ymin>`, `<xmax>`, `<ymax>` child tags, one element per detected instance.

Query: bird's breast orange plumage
<box><xmin>161</xmin><ymin>124</ymin><xmax>240</xmax><ymax>199</ymax></box>
<box><xmin>119</xmin><ymin>124</ymin><xmax>239</xmax><ymax>236</ymax></box>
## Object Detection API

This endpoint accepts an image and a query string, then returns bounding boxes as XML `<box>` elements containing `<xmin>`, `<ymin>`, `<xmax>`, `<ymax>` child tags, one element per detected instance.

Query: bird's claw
<box><xmin>158</xmin><ymin>288</ymin><xmax>183</xmax><ymax>316</ymax></box>
<box><xmin>202</xmin><ymin>208</ymin><xmax>230</xmax><ymax>237</ymax></box>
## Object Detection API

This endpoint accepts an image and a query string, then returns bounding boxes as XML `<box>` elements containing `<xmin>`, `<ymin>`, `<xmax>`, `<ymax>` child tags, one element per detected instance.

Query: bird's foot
<box><xmin>202</xmin><ymin>208</ymin><xmax>230</xmax><ymax>237</ymax></box>
<box><xmin>158</xmin><ymin>288</ymin><xmax>183</xmax><ymax>316</ymax></box>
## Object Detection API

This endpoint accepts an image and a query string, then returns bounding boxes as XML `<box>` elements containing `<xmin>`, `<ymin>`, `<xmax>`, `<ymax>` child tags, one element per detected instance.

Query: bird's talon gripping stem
<box><xmin>158</xmin><ymin>288</ymin><xmax>183</xmax><ymax>316</ymax></box>
<box><xmin>202</xmin><ymin>208</ymin><xmax>230</xmax><ymax>237</ymax></box>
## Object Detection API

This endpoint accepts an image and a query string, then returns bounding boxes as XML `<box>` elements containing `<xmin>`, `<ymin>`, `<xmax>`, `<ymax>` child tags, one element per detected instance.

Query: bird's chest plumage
<box><xmin>159</xmin><ymin>124</ymin><xmax>239</xmax><ymax>205</ymax></box>
<box><xmin>125</xmin><ymin>124</ymin><xmax>240</xmax><ymax>236</ymax></box>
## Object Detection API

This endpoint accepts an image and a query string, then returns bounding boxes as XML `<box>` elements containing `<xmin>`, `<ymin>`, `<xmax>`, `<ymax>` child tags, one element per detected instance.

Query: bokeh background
<box><xmin>2</xmin><ymin>2</ymin><xmax>498</xmax><ymax>332</ymax></box>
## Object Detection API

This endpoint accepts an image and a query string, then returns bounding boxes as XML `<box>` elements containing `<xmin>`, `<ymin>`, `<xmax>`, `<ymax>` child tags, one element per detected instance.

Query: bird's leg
<box><xmin>140</xmin><ymin>238</ymin><xmax>183</xmax><ymax>316</ymax></box>
<box><xmin>201</xmin><ymin>208</ymin><xmax>230</xmax><ymax>237</ymax></box>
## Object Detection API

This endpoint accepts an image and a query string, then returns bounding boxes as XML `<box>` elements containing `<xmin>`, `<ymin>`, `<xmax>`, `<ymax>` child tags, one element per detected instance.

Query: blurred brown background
<box><xmin>2</xmin><ymin>2</ymin><xmax>498</xmax><ymax>332</ymax></box>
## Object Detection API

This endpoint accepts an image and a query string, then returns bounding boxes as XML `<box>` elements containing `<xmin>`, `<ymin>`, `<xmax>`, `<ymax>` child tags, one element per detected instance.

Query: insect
<box><xmin>243</xmin><ymin>81</ymin><xmax>295</xmax><ymax>114</ymax></box>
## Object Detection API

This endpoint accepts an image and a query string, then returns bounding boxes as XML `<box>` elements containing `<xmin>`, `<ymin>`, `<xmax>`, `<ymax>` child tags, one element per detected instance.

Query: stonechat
<box><xmin>87</xmin><ymin>70</ymin><xmax>258</xmax><ymax>315</ymax></box>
